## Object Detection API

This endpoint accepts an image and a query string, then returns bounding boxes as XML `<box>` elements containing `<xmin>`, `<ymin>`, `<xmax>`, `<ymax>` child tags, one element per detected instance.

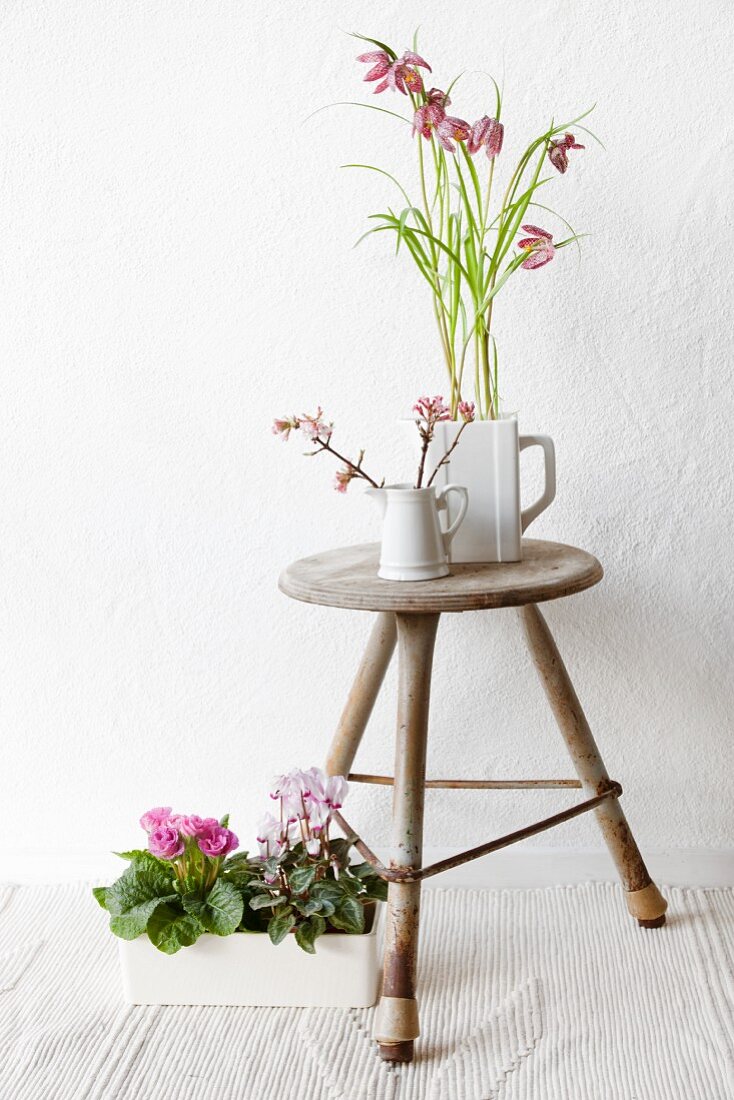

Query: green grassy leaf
<box><xmin>349</xmin><ymin>31</ymin><xmax>396</xmax><ymax>60</ymax></box>
<box><xmin>341</xmin><ymin>163</ymin><xmax>412</xmax><ymax>207</ymax></box>
<box><xmin>146</xmin><ymin>905</ymin><xmax>204</xmax><ymax>955</ymax></box>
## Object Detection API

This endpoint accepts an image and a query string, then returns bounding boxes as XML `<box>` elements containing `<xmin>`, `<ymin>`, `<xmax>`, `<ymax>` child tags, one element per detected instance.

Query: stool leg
<box><xmin>325</xmin><ymin>612</ymin><xmax>397</xmax><ymax>777</ymax></box>
<box><xmin>375</xmin><ymin>612</ymin><xmax>440</xmax><ymax>1063</ymax></box>
<box><xmin>519</xmin><ymin>604</ymin><xmax>667</xmax><ymax>928</ymax></box>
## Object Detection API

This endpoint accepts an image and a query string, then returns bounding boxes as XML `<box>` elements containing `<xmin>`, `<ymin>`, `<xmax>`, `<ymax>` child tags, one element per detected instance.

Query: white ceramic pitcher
<box><xmin>366</xmin><ymin>483</ymin><xmax>469</xmax><ymax>581</ymax></box>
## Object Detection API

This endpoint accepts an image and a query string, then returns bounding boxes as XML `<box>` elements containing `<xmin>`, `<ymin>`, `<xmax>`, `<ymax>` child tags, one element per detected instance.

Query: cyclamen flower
<box><xmin>412</xmin><ymin>88</ymin><xmax>450</xmax><ymax>139</ymax></box>
<box><xmin>548</xmin><ymin>133</ymin><xmax>584</xmax><ymax>174</ymax></box>
<box><xmin>300</xmin><ymin>408</ymin><xmax>333</xmax><ymax>442</ymax></box>
<box><xmin>148</xmin><ymin>824</ymin><xmax>184</xmax><ymax>860</ymax></box>
<box><xmin>305</xmin><ymin>837</ymin><xmax>321</xmax><ymax>857</ymax></box>
<box><xmin>140</xmin><ymin>806</ymin><xmax>172</xmax><ymax>833</ymax></box>
<box><xmin>458</xmin><ymin>400</ymin><xmax>476</xmax><ymax>423</ymax></box>
<box><xmin>272</xmin><ymin>416</ymin><xmax>300</xmax><ymax>441</ymax></box>
<box><xmin>197</xmin><ymin>824</ymin><xmax>238</xmax><ymax>858</ymax></box>
<box><xmin>357</xmin><ymin>49</ymin><xmax>431</xmax><ymax>96</ymax></box>
<box><xmin>518</xmin><ymin>225</ymin><xmax>555</xmax><ymax>270</ymax></box>
<box><xmin>467</xmin><ymin>116</ymin><xmax>504</xmax><ymax>159</ymax></box>
<box><xmin>436</xmin><ymin>116</ymin><xmax>471</xmax><ymax>153</ymax></box>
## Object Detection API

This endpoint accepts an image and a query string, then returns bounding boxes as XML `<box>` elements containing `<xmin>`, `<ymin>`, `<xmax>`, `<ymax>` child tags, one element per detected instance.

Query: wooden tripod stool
<box><xmin>279</xmin><ymin>539</ymin><xmax>667</xmax><ymax>1064</ymax></box>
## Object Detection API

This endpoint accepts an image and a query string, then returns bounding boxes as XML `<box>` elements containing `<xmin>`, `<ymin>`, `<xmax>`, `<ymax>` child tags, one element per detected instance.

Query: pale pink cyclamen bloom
<box><xmin>197</xmin><ymin>823</ymin><xmax>239</xmax><ymax>858</ymax></box>
<box><xmin>305</xmin><ymin>837</ymin><xmax>322</xmax><ymax>857</ymax></box>
<box><xmin>299</xmin><ymin>408</ymin><xmax>333</xmax><ymax>442</ymax></box>
<box><xmin>357</xmin><ymin>49</ymin><xmax>431</xmax><ymax>95</ymax></box>
<box><xmin>518</xmin><ymin>225</ymin><xmax>556</xmax><ymax>270</ymax></box>
<box><xmin>148</xmin><ymin>824</ymin><xmax>185</xmax><ymax>860</ymax></box>
<box><xmin>140</xmin><ymin>806</ymin><xmax>173</xmax><ymax>833</ymax></box>
<box><xmin>458</xmin><ymin>400</ymin><xmax>476</xmax><ymax>423</ymax></box>
<box><xmin>548</xmin><ymin>133</ymin><xmax>585</xmax><ymax>174</ymax></box>
<box><xmin>272</xmin><ymin>416</ymin><xmax>300</xmax><ymax>441</ymax></box>
<box><xmin>256</xmin><ymin>812</ymin><xmax>288</xmax><ymax>861</ymax></box>
<box><xmin>436</xmin><ymin>115</ymin><xmax>471</xmax><ymax>153</ymax></box>
<box><xmin>467</xmin><ymin>116</ymin><xmax>504</xmax><ymax>159</ymax></box>
<box><xmin>412</xmin><ymin>88</ymin><xmax>450</xmax><ymax>139</ymax></box>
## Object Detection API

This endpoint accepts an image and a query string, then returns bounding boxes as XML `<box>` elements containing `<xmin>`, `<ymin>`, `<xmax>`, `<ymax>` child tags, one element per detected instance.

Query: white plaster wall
<box><xmin>2</xmin><ymin>1</ymin><xmax>733</xmax><ymax>873</ymax></box>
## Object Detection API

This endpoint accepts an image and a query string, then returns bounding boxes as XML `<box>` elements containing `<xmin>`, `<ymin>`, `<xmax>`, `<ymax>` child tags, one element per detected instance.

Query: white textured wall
<box><xmin>2</xmin><ymin>1</ymin><xmax>733</xmax><ymax>871</ymax></box>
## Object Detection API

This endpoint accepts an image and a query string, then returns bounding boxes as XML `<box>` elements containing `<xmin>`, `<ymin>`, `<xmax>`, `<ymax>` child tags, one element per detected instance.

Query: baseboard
<box><xmin>5</xmin><ymin>848</ymin><xmax>734</xmax><ymax>889</ymax></box>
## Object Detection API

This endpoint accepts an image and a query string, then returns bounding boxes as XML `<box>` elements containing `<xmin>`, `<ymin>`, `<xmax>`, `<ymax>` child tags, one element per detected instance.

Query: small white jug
<box><xmin>366</xmin><ymin>483</ymin><xmax>469</xmax><ymax>581</ymax></box>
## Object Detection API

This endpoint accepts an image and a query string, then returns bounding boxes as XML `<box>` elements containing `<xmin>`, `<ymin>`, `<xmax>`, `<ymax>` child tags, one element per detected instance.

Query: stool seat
<box><xmin>278</xmin><ymin>538</ymin><xmax>603</xmax><ymax>613</ymax></box>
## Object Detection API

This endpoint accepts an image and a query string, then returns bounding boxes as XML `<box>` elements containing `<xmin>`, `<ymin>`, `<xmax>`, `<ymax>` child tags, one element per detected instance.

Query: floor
<box><xmin>1</xmin><ymin>882</ymin><xmax>732</xmax><ymax>1099</ymax></box>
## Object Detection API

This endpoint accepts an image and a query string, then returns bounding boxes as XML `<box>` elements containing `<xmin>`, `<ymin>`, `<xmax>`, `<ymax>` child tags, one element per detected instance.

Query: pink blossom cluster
<box><xmin>271</xmin><ymin>408</ymin><xmax>333</xmax><ymax>444</ymax></box>
<box><xmin>256</xmin><ymin>767</ymin><xmax>348</xmax><ymax>872</ymax></box>
<box><xmin>140</xmin><ymin>806</ymin><xmax>239</xmax><ymax>862</ymax></box>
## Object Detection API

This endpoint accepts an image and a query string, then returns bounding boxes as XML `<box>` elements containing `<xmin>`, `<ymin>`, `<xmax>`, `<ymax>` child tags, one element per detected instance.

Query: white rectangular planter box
<box><xmin>118</xmin><ymin>913</ymin><xmax>382</xmax><ymax>1008</ymax></box>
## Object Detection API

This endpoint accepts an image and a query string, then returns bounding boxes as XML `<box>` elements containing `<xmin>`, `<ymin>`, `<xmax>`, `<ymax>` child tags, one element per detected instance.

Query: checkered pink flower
<box><xmin>436</xmin><ymin>115</ymin><xmax>471</xmax><ymax>153</ymax></box>
<box><xmin>413</xmin><ymin>88</ymin><xmax>450</xmax><ymax>140</ymax></box>
<box><xmin>518</xmin><ymin>225</ymin><xmax>556</xmax><ymax>270</ymax></box>
<box><xmin>467</xmin><ymin>116</ymin><xmax>504</xmax><ymax>159</ymax></box>
<box><xmin>357</xmin><ymin>49</ymin><xmax>431</xmax><ymax>96</ymax></box>
<box><xmin>548</xmin><ymin>133</ymin><xmax>585</xmax><ymax>174</ymax></box>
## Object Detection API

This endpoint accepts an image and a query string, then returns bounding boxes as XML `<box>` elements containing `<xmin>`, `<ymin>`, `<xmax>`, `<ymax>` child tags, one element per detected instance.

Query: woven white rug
<box><xmin>0</xmin><ymin>883</ymin><xmax>732</xmax><ymax>1099</ymax></box>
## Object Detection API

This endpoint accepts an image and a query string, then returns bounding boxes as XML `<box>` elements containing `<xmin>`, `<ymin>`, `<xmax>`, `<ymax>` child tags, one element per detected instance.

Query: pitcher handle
<box><xmin>519</xmin><ymin>435</ymin><xmax>556</xmax><ymax>533</ymax></box>
<box><xmin>436</xmin><ymin>483</ymin><xmax>469</xmax><ymax>553</ymax></box>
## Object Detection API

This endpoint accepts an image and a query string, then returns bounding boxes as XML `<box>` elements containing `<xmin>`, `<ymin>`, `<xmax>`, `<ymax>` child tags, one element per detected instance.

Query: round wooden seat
<box><xmin>278</xmin><ymin>538</ymin><xmax>603</xmax><ymax>614</ymax></box>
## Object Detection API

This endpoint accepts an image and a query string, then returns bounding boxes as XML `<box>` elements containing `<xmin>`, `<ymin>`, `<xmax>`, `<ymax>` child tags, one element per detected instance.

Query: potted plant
<box><xmin>318</xmin><ymin>32</ymin><xmax>596</xmax><ymax>561</ymax></box>
<box><xmin>273</xmin><ymin>395</ymin><xmax>474</xmax><ymax>579</ymax></box>
<box><xmin>93</xmin><ymin>769</ymin><xmax>388</xmax><ymax>1007</ymax></box>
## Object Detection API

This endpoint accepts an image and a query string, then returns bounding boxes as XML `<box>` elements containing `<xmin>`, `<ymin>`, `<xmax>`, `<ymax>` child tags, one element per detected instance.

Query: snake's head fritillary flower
<box><xmin>272</xmin><ymin>416</ymin><xmax>300</xmax><ymax>441</ymax></box>
<box><xmin>548</xmin><ymin>133</ymin><xmax>585</xmax><ymax>174</ymax></box>
<box><xmin>458</xmin><ymin>400</ymin><xmax>476</xmax><ymax>423</ymax></box>
<box><xmin>518</xmin><ymin>225</ymin><xmax>556</xmax><ymax>270</ymax></box>
<box><xmin>412</xmin><ymin>88</ymin><xmax>450</xmax><ymax>139</ymax></box>
<box><xmin>436</xmin><ymin>116</ymin><xmax>471</xmax><ymax>153</ymax></box>
<box><xmin>299</xmin><ymin>408</ymin><xmax>333</xmax><ymax>442</ymax></box>
<box><xmin>357</xmin><ymin>49</ymin><xmax>431</xmax><ymax>95</ymax></box>
<box><xmin>468</xmin><ymin>116</ymin><xmax>504</xmax><ymax>158</ymax></box>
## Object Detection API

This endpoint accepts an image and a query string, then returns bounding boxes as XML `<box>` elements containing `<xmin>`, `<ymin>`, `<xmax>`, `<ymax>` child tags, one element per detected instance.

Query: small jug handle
<box><xmin>519</xmin><ymin>435</ymin><xmax>556</xmax><ymax>533</ymax></box>
<box><xmin>436</xmin><ymin>484</ymin><xmax>469</xmax><ymax>552</ymax></box>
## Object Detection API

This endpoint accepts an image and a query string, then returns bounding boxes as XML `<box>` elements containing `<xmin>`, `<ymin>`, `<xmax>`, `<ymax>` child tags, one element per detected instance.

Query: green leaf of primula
<box><xmin>92</xmin><ymin>886</ymin><xmax>109</xmax><ymax>910</ymax></box>
<box><xmin>267</xmin><ymin>907</ymin><xmax>295</xmax><ymax>945</ymax></box>
<box><xmin>330</xmin><ymin>895</ymin><xmax>365</xmax><ymax>935</ymax></box>
<box><xmin>114</xmin><ymin>850</ymin><xmax>170</xmax><ymax>872</ymax></box>
<box><xmin>249</xmin><ymin>893</ymin><xmax>284</xmax><ymax>911</ymax></box>
<box><xmin>182</xmin><ymin>880</ymin><xmax>243</xmax><ymax>936</ymax></box>
<box><xmin>295</xmin><ymin>915</ymin><xmax>326</xmax><ymax>954</ymax></box>
<box><xmin>104</xmin><ymin>863</ymin><xmax>177</xmax><ymax>940</ymax></box>
<box><xmin>288</xmin><ymin>865</ymin><xmax>316</xmax><ymax>894</ymax></box>
<box><xmin>146</xmin><ymin>904</ymin><xmax>204</xmax><ymax>954</ymax></box>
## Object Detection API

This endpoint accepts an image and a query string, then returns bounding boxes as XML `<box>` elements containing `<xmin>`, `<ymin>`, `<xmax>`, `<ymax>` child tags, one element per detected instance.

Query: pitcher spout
<box><xmin>365</xmin><ymin>486</ymin><xmax>387</xmax><ymax>517</ymax></box>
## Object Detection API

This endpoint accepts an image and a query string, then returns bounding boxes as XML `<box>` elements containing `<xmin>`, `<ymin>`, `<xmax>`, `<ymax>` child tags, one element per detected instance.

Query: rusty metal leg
<box><xmin>519</xmin><ymin>604</ymin><xmax>667</xmax><ymax>929</ymax></box>
<box><xmin>375</xmin><ymin>612</ymin><xmax>440</xmax><ymax>1063</ymax></box>
<box><xmin>325</xmin><ymin>612</ymin><xmax>397</xmax><ymax>777</ymax></box>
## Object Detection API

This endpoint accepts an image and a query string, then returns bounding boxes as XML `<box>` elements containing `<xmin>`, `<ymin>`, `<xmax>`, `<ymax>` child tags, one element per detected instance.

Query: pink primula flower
<box><xmin>197</xmin><ymin>823</ymin><xmax>238</xmax><ymax>859</ymax></box>
<box><xmin>148</xmin><ymin>824</ymin><xmax>184</xmax><ymax>861</ymax></box>
<box><xmin>458</xmin><ymin>400</ymin><xmax>476</xmax><ymax>423</ymax></box>
<box><xmin>357</xmin><ymin>49</ymin><xmax>431</xmax><ymax>95</ymax></box>
<box><xmin>467</xmin><ymin>116</ymin><xmax>504</xmax><ymax>158</ymax></box>
<box><xmin>177</xmin><ymin>814</ymin><xmax>219</xmax><ymax>838</ymax></box>
<box><xmin>548</xmin><ymin>133</ymin><xmax>585</xmax><ymax>174</ymax></box>
<box><xmin>518</xmin><ymin>225</ymin><xmax>556</xmax><ymax>270</ymax></box>
<box><xmin>436</xmin><ymin>115</ymin><xmax>471</xmax><ymax>153</ymax></box>
<box><xmin>140</xmin><ymin>806</ymin><xmax>172</xmax><ymax>833</ymax></box>
<box><xmin>272</xmin><ymin>416</ymin><xmax>300</xmax><ymax>441</ymax></box>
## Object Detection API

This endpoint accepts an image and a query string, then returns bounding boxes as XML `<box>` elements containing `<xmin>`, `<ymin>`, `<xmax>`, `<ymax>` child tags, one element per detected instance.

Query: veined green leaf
<box><xmin>182</xmin><ymin>880</ymin><xmax>243</xmax><ymax>936</ymax></box>
<box><xmin>146</xmin><ymin>905</ymin><xmax>203</xmax><ymax>955</ymax></box>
